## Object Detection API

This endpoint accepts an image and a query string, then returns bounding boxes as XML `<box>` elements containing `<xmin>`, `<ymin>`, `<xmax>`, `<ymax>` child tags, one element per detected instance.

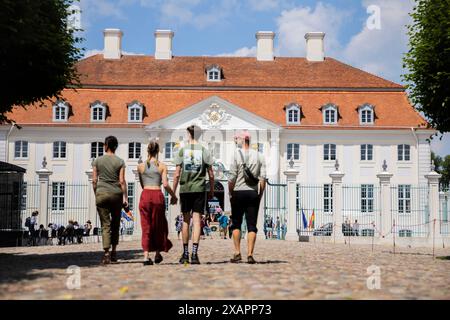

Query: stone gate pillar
<box><xmin>377</xmin><ymin>160</ymin><xmax>393</xmax><ymax>242</ymax></box>
<box><xmin>36</xmin><ymin>157</ymin><xmax>52</xmax><ymax>228</ymax></box>
<box><xmin>329</xmin><ymin>160</ymin><xmax>344</xmax><ymax>242</ymax></box>
<box><xmin>284</xmin><ymin>161</ymin><xmax>299</xmax><ymax>240</ymax></box>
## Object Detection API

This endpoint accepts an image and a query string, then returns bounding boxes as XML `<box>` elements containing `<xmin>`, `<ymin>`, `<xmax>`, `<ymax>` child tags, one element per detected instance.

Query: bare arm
<box><xmin>92</xmin><ymin>166</ymin><xmax>98</xmax><ymax>193</ymax></box>
<box><xmin>207</xmin><ymin>166</ymin><xmax>214</xmax><ymax>199</ymax></box>
<box><xmin>119</xmin><ymin>167</ymin><xmax>128</xmax><ymax>205</ymax></box>
<box><xmin>161</xmin><ymin>164</ymin><xmax>177</xmax><ymax>199</ymax></box>
<box><xmin>137</xmin><ymin>163</ymin><xmax>145</xmax><ymax>189</ymax></box>
<box><xmin>258</xmin><ymin>178</ymin><xmax>266</xmax><ymax>202</ymax></box>
<box><xmin>172</xmin><ymin>165</ymin><xmax>181</xmax><ymax>194</ymax></box>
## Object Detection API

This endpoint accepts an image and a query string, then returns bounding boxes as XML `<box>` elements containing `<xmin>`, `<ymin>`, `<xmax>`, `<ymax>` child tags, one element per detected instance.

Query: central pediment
<box><xmin>145</xmin><ymin>95</ymin><xmax>280</xmax><ymax>131</ymax></box>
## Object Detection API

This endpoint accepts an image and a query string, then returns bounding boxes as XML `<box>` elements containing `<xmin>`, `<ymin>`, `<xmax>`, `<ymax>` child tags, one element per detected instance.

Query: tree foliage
<box><xmin>0</xmin><ymin>0</ymin><xmax>83</xmax><ymax>124</ymax></box>
<box><xmin>403</xmin><ymin>0</ymin><xmax>450</xmax><ymax>134</ymax></box>
<box><xmin>432</xmin><ymin>152</ymin><xmax>450</xmax><ymax>187</ymax></box>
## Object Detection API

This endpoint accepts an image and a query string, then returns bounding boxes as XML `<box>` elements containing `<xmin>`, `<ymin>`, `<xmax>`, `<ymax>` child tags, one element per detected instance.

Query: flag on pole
<box><xmin>301</xmin><ymin>209</ymin><xmax>308</xmax><ymax>229</ymax></box>
<box><xmin>308</xmin><ymin>210</ymin><xmax>315</xmax><ymax>229</ymax></box>
<box><xmin>121</xmin><ymin>209</ymin><xmax>134</xmax><ymax>222</ymax></box>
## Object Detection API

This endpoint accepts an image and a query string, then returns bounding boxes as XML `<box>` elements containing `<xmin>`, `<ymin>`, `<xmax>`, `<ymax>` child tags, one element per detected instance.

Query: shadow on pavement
<box><xmin>0</xmin><ymin>249</ymin><xmax>142</xmax><ymax>284</ymax></box>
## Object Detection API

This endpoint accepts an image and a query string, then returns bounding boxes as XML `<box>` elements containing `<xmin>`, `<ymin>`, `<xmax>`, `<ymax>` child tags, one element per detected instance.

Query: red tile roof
<box><xmin>5</xmin><ymin>55</ymin><xmax>429</xmax><ymax>129</ymax></box>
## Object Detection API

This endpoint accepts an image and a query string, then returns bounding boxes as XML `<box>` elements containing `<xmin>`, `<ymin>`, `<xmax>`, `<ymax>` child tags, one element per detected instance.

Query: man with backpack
<box><xmin>228</xmin><ymin>131</ymin><xmax>266</xmax><ymax>264</ymax></box>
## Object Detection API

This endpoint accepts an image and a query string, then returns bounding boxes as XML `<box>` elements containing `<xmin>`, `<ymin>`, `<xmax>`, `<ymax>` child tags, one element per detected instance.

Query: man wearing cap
<box><xmin>228</xmin><ymin>130</ymin><xmax>266</xmax><ymax>264</ymax></box>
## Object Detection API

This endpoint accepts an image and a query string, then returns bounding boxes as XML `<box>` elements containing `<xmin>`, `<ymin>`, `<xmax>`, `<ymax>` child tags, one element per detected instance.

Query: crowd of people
<box><xmin>264</xmin><ymin>216</ymin><xmax>288</xmax><ymax>240</ymax></box>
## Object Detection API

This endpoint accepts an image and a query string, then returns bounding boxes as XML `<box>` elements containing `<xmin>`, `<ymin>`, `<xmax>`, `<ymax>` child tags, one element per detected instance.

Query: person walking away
<box><xmin>218</xmin><ymin>213</ymin><xmax>229</xmax><ymax>239</ymax></box>
<box><xmin>172</xmin><ymin>125</ymin><xmax>214</xmax><ymax>265</ymax></box>
<box><xmin>228</xmin><ymin>130</ymin><xmax>266</xmax><ymax>264</ymax></box>
<box><xmin>353</xmin><ymin>219</ymin><xmax>360</xmax><ymax>236</ymax></box>
<box><xmin>281</xmin><ymin>219</ymin><xmax>287</xmax><ymax>240</ymax></box>
<box><xmin>92</xmin><ymin>136</ymin><xmax>128</xmax><ymax>265</ymax></box>
<box><xmin>138</xmin><ymin>140</ymin><xmax>177</xmax><ymax>266</ymax></box>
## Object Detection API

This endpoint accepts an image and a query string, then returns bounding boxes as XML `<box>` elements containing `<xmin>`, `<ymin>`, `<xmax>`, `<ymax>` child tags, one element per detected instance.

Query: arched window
<box><xmin>127</xmin><ymin>101</ymin><xmax>144</xmax><ymax>122</ymax></box>
<box><xmin>358</xmin><ymin>104</ymin><xmax>375</xmax><ymax>125</ymax></box>
<box><xmin>90</xmin><ymin>101</ymin><xmax>107</xmax><ymax>122</ymax></box>
<box><xmin>322</xmin><ymin>104</ymin><xmax>338</xmax><ymax>124</ymax></box>
<box><xmin>206</xmin><ymin>65</ymin><xmax>221</xmax><ymax>82</ymax></box>
<box><xmin>286</xmin><ymin>103</ymin><xmax>301</xmax><ymax>125</ymax></box>
<box><xmin>53</xmin><ymin>101</ymin><xmax>70</xmax><ymax>122</ymax></box>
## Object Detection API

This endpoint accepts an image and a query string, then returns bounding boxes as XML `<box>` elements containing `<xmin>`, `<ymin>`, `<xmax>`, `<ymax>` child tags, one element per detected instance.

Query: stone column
<box><xmin>132</xmin><ymin>168</ymin><xmax>142</xmax><ymax>236</ymax></box>
<box><xmin>425</xmin><ymin>162</ymin><xmax>442</xmax><ymax>244</ymax></box>
<box><xmin>35</xmin><ymin>157</ymin><xmax>52</xmax><ymax>228</ymax></box>
<box><xmin>268</xmin><ymin>129</ymin><xmax>280</xmax><ymax>183</ymax></box>
<box><xmin>85</xmin><ymin>164</ymin><xmax>97</xmax><ymax>227</ymax></box>
<box><xmin>284</xmin><ymin>162</ymin><xmax>299</xmax><ymax>240</ymax></box>
<box><xmin>329</xmin><ymin>160</ymin><xmax>344</xmax><ymax>241</ymax></box>
<box><xmin>377</xmin><ymin>160</ymin><xmax>393</xmax><ymax>241</ymax></box>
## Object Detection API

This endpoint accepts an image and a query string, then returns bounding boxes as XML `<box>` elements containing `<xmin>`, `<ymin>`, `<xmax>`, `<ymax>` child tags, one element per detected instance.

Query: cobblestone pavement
<box><xmin>0</xmin><ymin>237</ymin><xmax>449</xmax><ymax>300</ymax></box>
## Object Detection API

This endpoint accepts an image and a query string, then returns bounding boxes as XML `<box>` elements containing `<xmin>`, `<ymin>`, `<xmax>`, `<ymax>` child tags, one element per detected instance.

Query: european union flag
<box><xmin>301</xmin><ymin>209</ymin><xmax>308</xmax><ymax>229</ymax></box>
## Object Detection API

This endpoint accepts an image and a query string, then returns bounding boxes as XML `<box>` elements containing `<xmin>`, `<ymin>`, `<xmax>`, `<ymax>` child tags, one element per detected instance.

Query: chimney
<box><xmin>256</xmin><ymin>31</ymin><xmax>275</xmax><ymax>61</ymax></box>
<box><xmin>305</xmin><ymin>32</ymin><xmax>325</xmax><ymax>62</ymax></box>
<box><xmin>103</xmin><ymin>28</ymin><xmax>123</xmax><ymax>59</ymax></box>
<box><xmin>155</xmin><ymin>30</ymin><xmax>174</xmax><ymax>60</ymax></box>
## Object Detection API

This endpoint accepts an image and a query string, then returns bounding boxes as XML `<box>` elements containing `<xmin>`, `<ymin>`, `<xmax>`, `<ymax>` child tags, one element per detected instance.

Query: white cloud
<box><xmin>342</xmin><ymin>0</ymin><xmax>415</xmax><ymax>83</ymax></box>
<box><xmin>248</xmin><ymin>0</ymin><xmax>280</xmax><ymax>12</ymax></box>
<box><xmin>216</xmin><ymin>46</ymin><xmax>256</xmax><ymax>57</ymax></box>
<box><xmin>78</xmin><ymin>0</ymin><xmax>126</xmax><ymax>30</ymax></box>
<box><xmin>275</xmin><ymin>2</ymin><xmax>347</xmax><ymax>57</ymax></box>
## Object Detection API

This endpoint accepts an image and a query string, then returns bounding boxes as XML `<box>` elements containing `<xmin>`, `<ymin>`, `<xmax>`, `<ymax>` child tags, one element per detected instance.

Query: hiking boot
<box><xmin>179</xmin><ymin>253</ymin><xmax>190</xmax><ymax>264</ymax></box>
<box><xmin>154</xmin><ymin>253</ymin><xmax>163</xmax><ymax>264</ymax></box>
<box><xmin>230</xmin><ymin>253</ymin><xmax>242</xmax><ymax>263</ymax></box>
<box><xmin>190</xmin><ymin>253</ymin><xmax>201</xmax><ymax>265</ymax></box>
<box><xmin>247</xmin><ymin>256</ymin><xmax>257</xmax><ymax>264</ymax></box>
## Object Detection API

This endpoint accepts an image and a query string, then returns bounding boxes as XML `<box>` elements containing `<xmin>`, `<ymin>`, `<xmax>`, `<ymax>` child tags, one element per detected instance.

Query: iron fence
<box><xmin>264</xmin><ymin>181</ymin><xmax>287</xmax><ymax>240</ymax></box>
<box><xmin>390</xmin><ymin>184</ymin><xmax>429</xmax><ymax>238</ymax></box>
<box><xmin>439</xmin><ymin>188</ymin><xmax>449</xmax><ymax>236</ymax></box>
<box><xmin>296</xmin><ymin>184</ymin><xmax>333</xmax><ymax>237</ymax></box>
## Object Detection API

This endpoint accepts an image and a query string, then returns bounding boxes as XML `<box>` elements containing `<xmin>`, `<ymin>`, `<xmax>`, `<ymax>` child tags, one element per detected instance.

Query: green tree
<box><xmin>0</xmin><ymin>0</ymin><xmax>83</xmax><ymax>124</ymax></box>
<box><xmin>432</xmin><ymin>151</ymin><xmax>450</xmax><ymax>187</ymax></box>
<box><xmin>403</xmin><ymin>0</ymin><xmax>450</xmax><ymax>134</ymax></box>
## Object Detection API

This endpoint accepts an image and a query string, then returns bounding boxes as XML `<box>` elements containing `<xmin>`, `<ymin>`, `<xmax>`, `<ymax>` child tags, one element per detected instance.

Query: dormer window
<box><xmin>358</xmin><ymin>104</ymin><xmax>375</xmax><ymax>125</ymax></box>
<box><xmin>127</xmin><ymin>101</ymin><xmax>144</xmax><ymax>123</ymax></box>
<box><xmin>286</xmin><ymin>103</ymin><xmax>301</xmax><ymax>125</ymax></box>
<box><xmin>90</xmin><ymin>101</ymin><xmax>108</xmax><ymax>122</ymax></box>
<box><xmin>322</xmin><ymin>104</ymin><xmax>338</xmax><ymax>124</ymax></box>
<box><xmin>206</xmin><ymin>65</ymin><xmax>221</xmax><ymax>82</ymax></box>
<box><xmin>53</xmin><ymin>101</ymin><xmax>70</xmax><ymax>122</ymax></box>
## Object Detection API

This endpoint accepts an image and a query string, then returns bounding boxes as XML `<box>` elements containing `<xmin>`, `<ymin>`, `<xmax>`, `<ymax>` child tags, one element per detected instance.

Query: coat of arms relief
<box><xmin>200</xmin><ymin>103</ymin><xmax>232</xmax><ymax>128</ymax></box>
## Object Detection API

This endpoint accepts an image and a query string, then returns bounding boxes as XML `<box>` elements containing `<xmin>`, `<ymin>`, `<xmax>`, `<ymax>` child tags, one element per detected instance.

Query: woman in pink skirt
<box><xmin>138</xmin><ymin>141</ymin><xmax>177</xmax><ymax>265</ymax></box>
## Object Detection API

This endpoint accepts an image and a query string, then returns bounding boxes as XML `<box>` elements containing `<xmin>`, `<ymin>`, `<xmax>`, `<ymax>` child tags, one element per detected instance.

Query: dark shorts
<box><xmin>230</xmin><ymin>190</ymin><xmax>260</xmax><ymax>233</ymax></box>
<box><xmin>180</xmin><ymin>192</ymin><xmax>206</xmax><ymax>214</ymax></box>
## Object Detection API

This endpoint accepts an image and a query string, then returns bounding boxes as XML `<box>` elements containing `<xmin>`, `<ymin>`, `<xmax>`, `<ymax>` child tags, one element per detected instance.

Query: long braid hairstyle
<box><xmin>147</xmin><ymin>140</ymin><xmax>160</xmax><ymax>169</ymax></box>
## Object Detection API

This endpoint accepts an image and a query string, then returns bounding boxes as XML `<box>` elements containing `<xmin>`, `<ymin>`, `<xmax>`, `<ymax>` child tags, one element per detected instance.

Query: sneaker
<box><xmin>179</xmin><ymin>253</ymin><xmax>190</xmax><ymax>264</ymax></box>
<box><xmin>190</xmin><ymin>253</ymin><xmax>201</xmax><ymax>265</ymax></box>
<box><xmin>247</xmin><ymin>256</ymin><xmax>257</xmax><ymax>264</ymax></box>
<box><xmin>230</xmin><ymin>253</ymin><xmax>242</xmax><ymax>263</ymax></box>
<box><xmin>143</xmin><ymin>259</ymin><xmax>154</xmax><ymax>266</ymax></box>
<box><xmin>154</xmin><ymin>253</ymin><xmax>163</xmax><ymax>264</ymax></box>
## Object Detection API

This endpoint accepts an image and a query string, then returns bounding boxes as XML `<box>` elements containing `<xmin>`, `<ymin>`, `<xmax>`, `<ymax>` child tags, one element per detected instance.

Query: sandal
<box><xmin>230</xmin><ymin>253</ymin><xmax>242</xmax><ymax>263</ymax></box>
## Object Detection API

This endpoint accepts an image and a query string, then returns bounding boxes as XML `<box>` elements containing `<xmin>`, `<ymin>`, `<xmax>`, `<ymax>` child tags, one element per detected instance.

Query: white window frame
<box><xmin>91</xmin><ymin>142</ymin><xmax>104</xmax><ymax>159</ymax></box>
<box><xmin>53</xmin><ymin>101</ymin><xmax>69</xmax><ymax>122</ymax></box>
<box><xmin>398</xmin><ymin>144</ymin><xmax>411</xmax><ymax>161</ymax></box>
<box><xmin>14</xmin><ymin>140</ymin><xmax>28</xmax><ymax>159</ymax></box>
<box><xmin>127</xmin><ymin>101</ymin><xmax>144</xmax><ymax>123</ymax></box>
<box><xmin>322</xmin><ymin>104</ymin><xmax>338</xmax><ymax>124</ymax></box>
<box><xmin>398</xmin><ymin>185</ymin><xmax>411</xmax><ymax>214</ymax></box>
<box><xmin>51</xmin><ymin>182</ymin><xmax>65</xmax><ymax>212</ymax></box>
<box><xmin>324</xmin><ymin>184</ymin><xmax>333</xmax><ymax>214</ymax></box>
<box><xmin>257</xmin><ymin>143</ymin><xmax>264</xmax><ymax>153</ymax></box>
<box><xmin>53</xmin><ymin>141</ymin><xmax>67</xmax><ymax>159</ymax></box>
<box><xmin>359</xmin><ymin>104</ymin><xmax>374</xmax><ymax>125</ymax></box>
<box><xmin>127</xmin><ymin>183</ymin><xmax>135</xmax><ymax>211</ymax></box>
<box><xmin>361</xmin><ymin>184</ymin><xmax>374</xmax><ymax>213</ymax></box>
<box><xmin>323</xmin><ymin>144</ymin><xmax>336</xmax><ymax>161</ymax></box>
<box><xmin>360</xmin><ymin>144</ymin><xmax>374</xmax><ymax>161</ymax></box>
<box><xmin>90</xmin><ymin>101</ymin><xmax>107</xmax><ymax>122</ymax></box>
<box><xmin>206</xmin><ymin>66</ymin><xmax>221</xmax><ymax>82</ymax></box>
<box><xmin>165</xmin><ymin>142</ymin><xmax>176</xmax><ymax>160</ymax></box>
<box><xmin>287</xmin><ymin>143</ymin><xmax>300</xmax><ymax>161</ymax></box>
<box><xmin>128</xmin><ymin>142</ymin><xmax>141</xmax><ymax>160</ymax></box>
<box><xmin>286</xmin><ymin>104</ymin><xmax>301</xmax><ymax>125</ymax></box>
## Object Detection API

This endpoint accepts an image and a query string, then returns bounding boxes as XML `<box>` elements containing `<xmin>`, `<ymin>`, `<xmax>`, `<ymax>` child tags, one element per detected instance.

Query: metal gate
<box><xmin>263</xmin><ymin>181</ymin><xmax>287</xmax><ymax>240</ymax></box>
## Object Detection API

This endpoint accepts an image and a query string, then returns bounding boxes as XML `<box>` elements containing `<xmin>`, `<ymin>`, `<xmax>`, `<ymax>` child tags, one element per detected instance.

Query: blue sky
<box><xmin>74</xmin><ymin>0</ymin><xmax>449</xmax><ymax>156</ymax></box>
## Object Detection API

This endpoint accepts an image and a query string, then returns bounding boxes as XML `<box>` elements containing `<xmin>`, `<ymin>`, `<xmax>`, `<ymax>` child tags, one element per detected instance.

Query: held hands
<box><xmin>170</xmin><ymin>195</ymin><xmax>178</xmax><ymax>205</ymax></box>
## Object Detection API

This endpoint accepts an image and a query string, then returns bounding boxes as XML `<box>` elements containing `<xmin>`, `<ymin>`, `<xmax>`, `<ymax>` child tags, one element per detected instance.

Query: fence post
<box><xmin>329</xmin><ymin>160</ymin><xmax>344</xmax><ymax>242</ymax></box>
<box><xmin>377</xmin><ymin>160</ymin><xmax>393</xmax><ymax>242</ymax></box>
<box><xmin>425</xmin><ymin>163</ymin><xmax>441</xmax><ymax>245</ymax></box>
<box><xmin>85</xmin><ymin>164</ymin><xmax>97</xmax><ymax>227</ymax></box>
<box><xmin>35</xmin><ymin>157</ymin><xmax>52</xmax><ymax>228</ymax></box>
<box><xmin>132</xmin><ymin>168</ymin><xmax>142</xmax><ymax>237</ymax></box>
<box><xmin>284</xmin><ymin>160</ymin><xmax>299</xmax><ymax>240</ymax></box>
